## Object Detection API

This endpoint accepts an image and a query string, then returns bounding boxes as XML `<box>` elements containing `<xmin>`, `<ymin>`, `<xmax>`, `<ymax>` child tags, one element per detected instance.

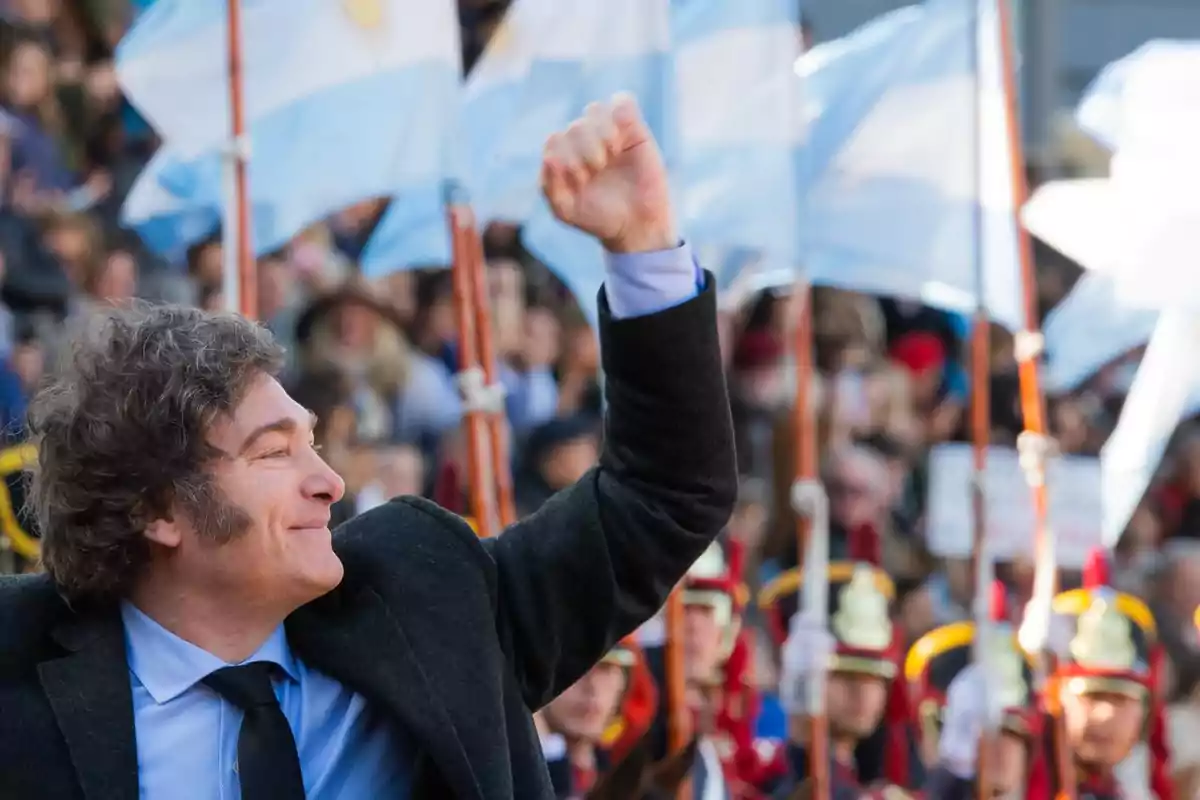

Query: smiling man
<box><xmin>0</xmin><ymin>95</ymin><xmax>736</xmax><ymax>799</ymax></box>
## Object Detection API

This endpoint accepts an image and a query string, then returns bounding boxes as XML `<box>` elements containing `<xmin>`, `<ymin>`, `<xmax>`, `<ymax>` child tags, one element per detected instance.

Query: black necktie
<box><xmin>202</xmin><ymin>662</ymin><xmax>307</xmax><ymax>800</ymax></box>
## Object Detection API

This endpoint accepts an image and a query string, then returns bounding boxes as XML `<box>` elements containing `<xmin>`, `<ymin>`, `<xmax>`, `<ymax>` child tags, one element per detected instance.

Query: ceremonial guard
<box><xmin>540</xmin><ymin>637</ymin><xmax>658</xmax><ymax>799</ymax></box>
<box><xmin>1041</xmin><ymin>551</ymin><xmax>1174</xmax><ymax>800</ymax></box>
<box><xmin>757</xmin><ymin>530</ymin><xmax>912</xmax><ymax>798</ymax></box>
<box><xmin>904</xmin><ymin>581</ymin><xmax>1045</xmax><ymax>799</ymax></box>
<box><xmin>688</xmin><ymin>538</ymin><xmax>791</xmax><ymax>797</ymax></box>
<box><xmin>617</xmin><ymin>540</ymin><xmax>755</xmax><ymax>798</ymax></box>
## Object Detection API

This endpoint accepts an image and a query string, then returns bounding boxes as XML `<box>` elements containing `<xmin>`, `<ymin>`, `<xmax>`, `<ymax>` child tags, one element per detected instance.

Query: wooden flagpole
<box><xmin>447</xmin><ymin>199</ymin><xmax>496</xmax><ymax>538</ymax></box>
<box><xmin>994</xmin><ymin>0</ymin><xmax>1075</xmax><ymax>796</ymax></box>
<box><xmin>792</xmin><ymin>282</ymin><xmax>829</xmax><ymax>800</ymax></box>
<box><xmin>465</xmin><ymin>218</ymin><xmax>518</xmax><ymax>528</ymax></box>
<box><xmin>224</xmin><ymin>0</ymin><xmax>255</xmax><ymax>319</ymax></box>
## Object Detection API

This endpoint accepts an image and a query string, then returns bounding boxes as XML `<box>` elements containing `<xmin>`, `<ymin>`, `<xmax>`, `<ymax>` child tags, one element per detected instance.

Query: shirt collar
<box><xmin>120</xmin><ymin>601</ymin><xmax>299</xmax><ymax>704</ymax></box>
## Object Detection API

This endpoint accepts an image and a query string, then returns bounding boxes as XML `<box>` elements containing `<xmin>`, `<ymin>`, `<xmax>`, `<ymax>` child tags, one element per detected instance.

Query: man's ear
<box><xmin>143</xmin><ymin>517</ymin><xmax>183</xmax><ymax>548</ymax></box>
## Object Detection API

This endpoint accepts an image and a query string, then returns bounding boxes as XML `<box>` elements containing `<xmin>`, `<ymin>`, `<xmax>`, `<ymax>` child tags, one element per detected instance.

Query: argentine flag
<box><xmin>118</xmin><ymin>0</ymin><xmax>463</xmax><ymax>259</ymax></box>
<box><xmin>797</xmin><ymin>0</ymin><xmax>1023</xmax><ymax>330</ymax></box>
<box><xmin>521</xmin><ymin>0</ymin><xmax>802</xmax><ymax>321</ymax></box>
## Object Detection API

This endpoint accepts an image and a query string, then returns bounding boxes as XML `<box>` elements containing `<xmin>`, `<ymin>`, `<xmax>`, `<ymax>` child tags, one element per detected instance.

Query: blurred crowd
<box><xmin>3</xmin><ymin>0</ymin><xmax>1200</xmax><ymax>793</ymax></box>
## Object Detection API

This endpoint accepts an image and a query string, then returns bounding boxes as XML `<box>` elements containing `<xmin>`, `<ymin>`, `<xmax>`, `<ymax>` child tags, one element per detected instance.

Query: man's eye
<box><xmin>261</xmin><ymin>449</ymin><xmax>289</xmax><ymax>459</ymax></box>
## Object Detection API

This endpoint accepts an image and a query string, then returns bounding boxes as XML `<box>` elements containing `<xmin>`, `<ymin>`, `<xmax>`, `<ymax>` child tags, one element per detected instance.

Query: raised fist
<box><xmin>540</xmin><ymin>93</ymin><xmax>676</xmax><ymax>254</ymax></box>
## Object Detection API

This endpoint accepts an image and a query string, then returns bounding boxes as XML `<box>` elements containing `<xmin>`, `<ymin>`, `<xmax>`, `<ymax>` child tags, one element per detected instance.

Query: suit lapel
<box><xmin>38</xmin><ymin>608</ymin><xmax>139</xmax><ymax>800</ymax></box>
<box><xmin>287</xmin><ymin>585</ymin><xmax>483</xmax><ymax>800</ymax></box>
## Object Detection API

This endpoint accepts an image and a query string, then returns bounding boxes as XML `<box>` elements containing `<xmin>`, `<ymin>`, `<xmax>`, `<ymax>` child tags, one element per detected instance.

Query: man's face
<box><xmin>1061</xmin><ymin>688</ymin><xmax>1144</xmax><ymax>768</ymax></box>
<box><xmin>826</xmin><ymin>671</ymin><xmax>887</xmax><ymax>739</ymax></box>
<box><xmin>543</xmin><ymin>662</ymin><xmax>628</xmax><ymax>742</ymax></box>
<box><xmin>683</xmin><ymin>602</ymin><xmax>725</xmax><ymax>684</ymax></box>
<box><xmin>153</xmin><ymin>374</ymin><xmax>347</xmax><ymax>611</ymax></box>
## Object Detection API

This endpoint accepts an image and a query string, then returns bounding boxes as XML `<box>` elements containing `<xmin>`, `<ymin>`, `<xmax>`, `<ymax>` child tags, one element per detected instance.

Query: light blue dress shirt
<box><xmin>122</xmin><ymin>602</ymin><xmax>415</xmax><ymax>800</ymax></box>
<box><xmin>121</xmin><ymin>243</ymin><xmax>703</xmax><ymax>798</ymax></box>
<box><xmin>602</xmin><ymin>241</ymin><xmax>703</xmax><ymax>319</ymax></box>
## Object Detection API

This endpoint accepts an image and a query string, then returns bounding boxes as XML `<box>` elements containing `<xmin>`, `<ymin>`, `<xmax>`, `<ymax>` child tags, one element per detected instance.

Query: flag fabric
<box><xmin>796</xmin><ymin>0</ymin><xmax>1024</xmax><ymax>330</ymax></box>
<box><xmin>521</xmin><ymin>0</ymin><xmax>803</xmax><ymax>322</ymax></box>
<box><xmin>121</xmin><ymin>150</ymin><xmax>223</xmax><ymax>259</ymax></box>
<box><xmin>360</xmin><ymin>0</ymin><xmax>592</xmax><ymax>276</ymax></box>
<box><xmin>672</xmin><ymin>0</ymin><xmax>803</xmax><ymax>265</ymax></box>
<box><xmin>1022</xmin><ymin>178</ymin><xmax>1127</xmax><ymax>277</ymax></box>
<box><xmin>1101</xmin><ymin>312</ymin><xmax>1200</xmax><ymax>544</ymax></box>
<box><xmin>367</xmin><ymin>0</ymin><xmax>802</xmax><ymax>304</ymax></box>
<box><xmin>118</xmin><ymin>0</ymin><xmax>463</xmax><ymax>259</ymax></box>
<box><xmin>1028</xmin><ymin>41</ymin><xmax>1200</xmax><ymax>312</ymax></box>
<box><xmin>1104</xmin><ymin>53</ymin><xmax>1200</xmax><ymax>312</ymax></box>
<box><xmin>1041</xmin><ymin>272</ymin><xmax>1158</xmax><ymax>394</ymax></box>
<box><xmin>358</xmin><ymin>182</ymin><xmax>455</xmax><ymax>274</ymax></box>
<box><xmin>1075</xmin><ymin>39</ymin><xmax>1200</xmax><ymax>153</ymax></box>
<box><xmin>516</xmin><ymin>0</ymin><xmax>673</xmax><ymax>323</ymax></box>
<box><xmin>1035</xmin><ymin>41</ymin><xmax>1200</xmax><ymax>541</ymax></box>
<box><xmin>363</xmin><ymin>0</ymin><xmax>676</xmax><ymax>281</ymax></box>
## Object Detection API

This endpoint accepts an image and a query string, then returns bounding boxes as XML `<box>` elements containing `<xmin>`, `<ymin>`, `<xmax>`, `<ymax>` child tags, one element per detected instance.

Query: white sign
<box><xmin>925</xmin><ymin>443</ymin><xmax>1103</xmax><ymax>568</ymax></box>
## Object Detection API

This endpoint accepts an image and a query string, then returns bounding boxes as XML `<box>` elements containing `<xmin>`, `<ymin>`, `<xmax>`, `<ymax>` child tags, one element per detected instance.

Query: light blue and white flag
<box><xmin>119</xmin><ymin>0</ymin><xmax>463</xmax><ymax>259</ymax></box>
<box><xmin>1032</xmin><ymin>40</ymin><xmax>1200</xmax><ymax>541</ymax></box>
<box><xmin>1042</xmin><ymin>272</ymin><xmax>1158</xmax><ymax>394</ymax></box>
<box><xmin>522</xmin><ymin>0</ymin><xmax>805</xmax><ymax>321</ymax></box>
<box><xmin>360</xmin><ymin>0</ymin><xmax>589</xmax><ymax>276</ymax></box>
<box><xmin>517</xmin><ymin>0</ymin><xmax>673</xmax><ymax>321</ymax></box>
<box><xmin>1075</xmin><ymin>39</ymin><xmax>1200</xmax><ymax>153</ymax></box>
<box><xmin>363</xmin><ymin>0</ymin><xmax>676</xmax><ymax>280</ymax></box>
<box><xmin>1101</xmin><ymin>311</ymin><xmax>1200</xmax><ymax>544</ymax></box>
<box><xmin>797</xmin><ymin>0</ymin><xmax>1023</xmax><ymax>330</ymax></box>
<box><xmin>121</xmin><ymin>149</ymin><xmax>223</xmax><ymax>258</ymax></box>
<box><xmin>672</xmin><ymin>0</ymin><xmax>803</xmax><ymax>267</ymax></box>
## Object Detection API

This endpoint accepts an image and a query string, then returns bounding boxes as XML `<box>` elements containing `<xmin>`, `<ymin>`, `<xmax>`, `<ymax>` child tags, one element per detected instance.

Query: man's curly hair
<box><xmin>28</xmin><ymin>303</ymin><xmax>284</xmax><ymax>604</ymax></box>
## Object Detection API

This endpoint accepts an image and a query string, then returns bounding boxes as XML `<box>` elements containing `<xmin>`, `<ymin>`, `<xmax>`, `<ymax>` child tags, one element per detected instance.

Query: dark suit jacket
<box><xmin>0</xmin><ymin>280</ymin><xmax>737</xmax><ymax>799</ymax></box>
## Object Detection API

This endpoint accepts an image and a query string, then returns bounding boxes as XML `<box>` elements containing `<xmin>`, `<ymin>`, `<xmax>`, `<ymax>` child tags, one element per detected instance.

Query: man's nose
<box><xmin>302</xmin><ymin>451</ymin><xmax>346</xmax><ymax>505</ymax></box>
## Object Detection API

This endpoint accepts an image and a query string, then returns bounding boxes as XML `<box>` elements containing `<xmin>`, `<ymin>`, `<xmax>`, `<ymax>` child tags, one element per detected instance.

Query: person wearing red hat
<box><xmin>757</xmin><ymin>534</ymin><xmax>913</xmax><ymax>798</ymax></box>
<box><xmin>700</xmin><ymin>539</ymin><xmax>794</xmax><ymax>798</ymax></box>
<box><xmin>538</xmin><ymin>638</ymin><xmax>658</xmax><ymax>799</ymax></box>
<box><xmin>904</xmin><ymin>580</ymin><xmax>1045</xmax><ymax>799</ymax></box>
<box><xmin>616</xmin><ymin>541</ymin><xmax>752</xmax><ymax>799</ymax></box>
<box><xmin>1038</xmin><ymin>550</ymin><xmax>1174</xmax><ymax>799</ymax></box>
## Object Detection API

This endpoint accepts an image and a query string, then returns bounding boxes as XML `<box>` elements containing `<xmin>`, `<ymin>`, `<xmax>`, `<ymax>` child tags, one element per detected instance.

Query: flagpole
<box><xmin>446</xmin><ymin>190</ymin><xmax>497</xmax><ymax>539</ymax></box>
<box><xmin>224</xmin><ymin>0</ymin><xmax>255</xmax><ymax>319</ymax></box>
<box><xmin>790</xmin><ymin>281</ymin><xmax>829</xmax><ymax>800</ymax></box>
<box><xmin>994</xmin><ymin>0</ymin><xmax>1075</xmax><ymax>796</ymax></box>
<box><xmin>790</xmin><ymin>14</ymin><xmax>829</xmax><ymax>795</ymax></box>
<box><xmin>967</xmin><ymin>4</ymin><xmax>998</xmax><ymax>797</ymax></box>
<box><xmin>465</xmin><ymin>218</ymin><xmax>517</xmax><ymax>528</ymax></box>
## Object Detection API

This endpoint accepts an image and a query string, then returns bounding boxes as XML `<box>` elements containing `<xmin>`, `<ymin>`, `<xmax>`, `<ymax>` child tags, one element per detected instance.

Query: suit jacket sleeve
<box><xmin>485</xmin><ymin>273</ymin><xmax>737</xmax><ymax>709</ymax></box>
